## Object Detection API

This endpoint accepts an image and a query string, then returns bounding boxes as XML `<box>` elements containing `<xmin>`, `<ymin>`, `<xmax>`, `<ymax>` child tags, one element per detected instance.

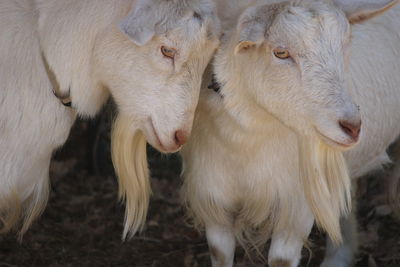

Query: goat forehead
<box><xmin>134</xmin><ymin>0</ymin><xmax>219</xmax><ymax>45</ymax></box>
<box><xmin>267</xmin><ymin>12</ymin><xmax>348</xmax><ymax>61</ymax></box>
<box><xmin>165</xmin><ymin>22</ymin><xmax>217</xmax><ymax>56</ymax></box>
<box><xmin>269</xmin><ymin>2</ymin><xmax>350</xmax><ymax>45</ymax></box>
<box><xmin>156</xmin><ymin>6</ymin><xmax>219</xmax><ymax>48</ymax></box>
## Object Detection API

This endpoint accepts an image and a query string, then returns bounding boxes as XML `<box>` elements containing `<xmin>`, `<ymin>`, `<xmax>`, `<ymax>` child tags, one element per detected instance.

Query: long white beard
<box><xmin>297</xmin><ymin>135</ymin><xmax>351</xmax><ymax>244</ymax></box>
<box><xmin>111</xmin><ymin>114</ymin><xmax>150</xmax><ymax>240</ymax></box>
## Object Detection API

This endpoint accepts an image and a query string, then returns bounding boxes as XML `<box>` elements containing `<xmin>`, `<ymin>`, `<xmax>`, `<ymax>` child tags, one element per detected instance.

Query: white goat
<box><xmin>0</xmin><ymin>0</ymin><xmax>220</xmax><ymax>238</ymax></box>
<box><xmin>181</xmin><ymin>0</ymin><xmax>400</xmax><ymax>266</ymax></box>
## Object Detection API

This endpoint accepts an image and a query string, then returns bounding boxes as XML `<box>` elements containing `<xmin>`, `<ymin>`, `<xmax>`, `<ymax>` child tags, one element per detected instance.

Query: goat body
<box><xmin>182</xmin><ymin>1</ymin><xmax>400</xmax><ymax>266</ymax></box>
<box><xmin>0</xmin><ymin>0</ymin><xmax>220</xmax><ymax>237</ymax></box>
<box><xmin>0</xmin><ymin>0</ymin><xmax>77</xmax><ymax>234</ymax></box>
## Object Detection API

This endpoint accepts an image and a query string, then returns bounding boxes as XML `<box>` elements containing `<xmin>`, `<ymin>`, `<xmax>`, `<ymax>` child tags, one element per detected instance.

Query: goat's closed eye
<box><xmin>273</xmin><ymin>47</ymin><xmax>290</xmax><ymax>59</ymax></box>
<box><xmin>161</xmin><ymin>46</ymin><xmax>176</xmax><ymax>59</ymax></box>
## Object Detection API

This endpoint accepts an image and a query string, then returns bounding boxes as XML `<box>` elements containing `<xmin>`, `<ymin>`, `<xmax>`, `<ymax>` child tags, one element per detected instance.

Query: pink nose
<box><xmin>339</xmin><ymin>120</ymin><xmax>361</xmax><ymax>141</ymax></box>
<box><xmin>174</xmin><ymin>130</ymin><xmax>187</xmax><ymax>147</ymax></box>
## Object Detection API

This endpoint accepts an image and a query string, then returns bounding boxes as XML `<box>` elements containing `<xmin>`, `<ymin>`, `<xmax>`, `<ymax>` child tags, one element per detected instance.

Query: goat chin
<box><xmin>298</xmin><ymin>135</ymin><xmax>351</xmax><ymax>244</ymax></box>
<box><xmin>111</xmin><ymin>114</ymin><xmax>150</xmax><ymax>240</ymax></box>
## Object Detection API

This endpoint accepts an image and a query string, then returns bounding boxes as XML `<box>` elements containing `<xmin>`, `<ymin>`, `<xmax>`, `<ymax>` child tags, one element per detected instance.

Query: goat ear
<box><xmin>234</xmin><ymin>4</ymin><xmax>283</xmax><ymax>55</ymax></box>
<box><xmin>234</xmin><ymin>10</ymin><xmax>267</xmax><ymax>54</ymax></box>
<box><xmin>235</xmin><ymin>41</ymin><xmax>258</xmax><ymax>54</ymax></box>
<box><xmin>119</xmin><ymin>0</ymin><xmax>157</xmax><ymax>46</ymax></box>
<box><xmin>333</xmin><ymin>0</ymin><xmax>398</xmax><ymax>24</ymax></box>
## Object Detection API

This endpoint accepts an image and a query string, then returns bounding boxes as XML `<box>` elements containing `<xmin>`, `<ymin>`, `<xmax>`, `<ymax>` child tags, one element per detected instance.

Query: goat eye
<box><xmin>161</xmin><ymin>46</ymin><xmax>176</xmax><ymax>59</ymax></box>
<box><xmin>273</xmin><ymin>47</ymin><xmax>290</xmax><ymax>59</ymax></box>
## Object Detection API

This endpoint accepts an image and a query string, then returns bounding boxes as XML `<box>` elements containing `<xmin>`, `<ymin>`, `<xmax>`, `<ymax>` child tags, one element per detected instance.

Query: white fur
<box><xmin>0</xmin><ymin>0</ymin><xmax>220</xmax><ymax>236</ymax></box>
<box><xmin>181</xmin><ymin>0</ymin><xmax>400</xmax><ymax>266</ymax></box>
<box><xmin>206</xmin><ymin>224</ymin><xmax>236</xmax><ymax>267</ymax></box>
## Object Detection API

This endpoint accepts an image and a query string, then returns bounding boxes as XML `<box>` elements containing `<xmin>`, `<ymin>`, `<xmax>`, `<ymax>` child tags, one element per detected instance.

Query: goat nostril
<box><xmin>339</xmin><ymin>120</ymin><xmax>361</xmax><ymax>140</ymax></box>
<box><xmin>174</xmin><ymin>130</ymin><xmax>187</xmax><ymax>147</ymax></box>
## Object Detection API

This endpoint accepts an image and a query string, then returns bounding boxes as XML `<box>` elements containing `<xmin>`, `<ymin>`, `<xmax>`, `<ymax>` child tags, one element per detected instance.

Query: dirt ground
<box><xmin>1</xmin><ymin>109</ymin><xmax>400</xmax><ymax>267</ymax></box>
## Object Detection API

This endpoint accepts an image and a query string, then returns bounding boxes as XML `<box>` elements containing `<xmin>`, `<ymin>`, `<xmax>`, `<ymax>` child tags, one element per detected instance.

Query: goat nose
<box><xmin>174</xmin><ymin>130</ymin><xmax>187</xmax><ymax>147</ymax></box>
<box><xmin>339</xmin><ymin>120</ymin><xmax>361</xmax><ymax>140</ymax></box>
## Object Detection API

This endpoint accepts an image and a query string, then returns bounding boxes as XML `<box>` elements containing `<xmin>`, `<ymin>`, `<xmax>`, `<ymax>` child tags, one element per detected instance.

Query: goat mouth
<box><xmin>148</xmin><ymin>118</ymin><xmax>167</xmax><ymax>152</ymax></box>
<box><xmin>146</xmin><ymin>118</ymin><xmax>182</xmax><ymax>154</ymax></box>
<box><xmin>315</xmin><ymin>129</ymin><xmax>356</xmax><ymax>150</ymax></box>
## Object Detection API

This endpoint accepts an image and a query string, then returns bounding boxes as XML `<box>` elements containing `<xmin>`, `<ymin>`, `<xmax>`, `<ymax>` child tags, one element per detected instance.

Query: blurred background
<box><xmin>0</xmin><ymin>102</ymin><xmax>399</xmax><ymax>267</ymax></box>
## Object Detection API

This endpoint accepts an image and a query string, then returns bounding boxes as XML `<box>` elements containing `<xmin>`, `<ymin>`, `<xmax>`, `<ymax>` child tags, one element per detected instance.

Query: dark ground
<box><xmin>0</xmin><ymin>107</ymin><xmax>400</xmax><ymax>267</ymax></box>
